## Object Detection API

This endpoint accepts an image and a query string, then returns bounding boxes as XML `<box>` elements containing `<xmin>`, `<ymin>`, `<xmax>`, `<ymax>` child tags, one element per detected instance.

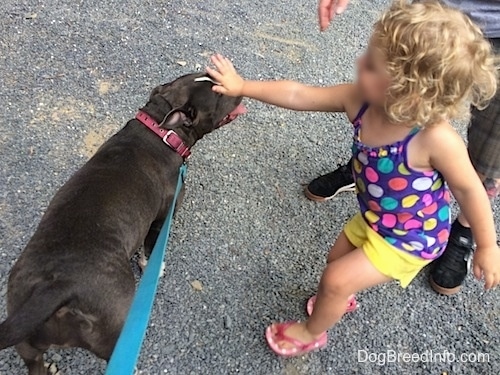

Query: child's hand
<box><xmin>206</xmin><ymin>54</ymin><xmax>245</xmax><ymax>97</ymax></box>
<box><xmin>473</xmin><ymin>246</ymin><xmax>500</xmax><ymax>290</ymax></box>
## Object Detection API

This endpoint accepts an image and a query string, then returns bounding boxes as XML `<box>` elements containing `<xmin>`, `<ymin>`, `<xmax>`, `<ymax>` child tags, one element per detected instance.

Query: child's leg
<box><xmin>306</xmin><ymin>247</ymin><xmax>390</xmax><ymax>335</ymax></box>
<box><xmin>326</xmin><ymin>231</ymin><xmax>356</xmax><ymax>263</ymax></box>
<box><xmin>306</xmin><ymin>232</ymin><xmax>358</xmax><ymax>314</ymax></box>
<box><xmin>270</xmin><ymin>244</ymin><xmax>391</xmax><ymax>349</ymax></box>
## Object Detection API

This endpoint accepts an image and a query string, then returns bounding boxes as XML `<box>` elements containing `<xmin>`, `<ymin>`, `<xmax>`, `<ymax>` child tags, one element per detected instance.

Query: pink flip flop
<box><xmin>265</xmin><ymin>321</ymin><xmax>327</xmax><ymax>357</ymax></box>
<box><xmin>306</xmin><ymin>294</ymin><xmax>357</xmax><ymax>316</ymax></box>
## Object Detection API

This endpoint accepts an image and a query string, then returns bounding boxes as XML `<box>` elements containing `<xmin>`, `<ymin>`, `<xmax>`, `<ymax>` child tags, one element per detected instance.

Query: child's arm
<box><xmin>428</xmin><ymin>125</ymin><xmax>500</xmax><ymax>290</ymax></box>
<box><xmin>206</xmin><ymin>54</ymin><xmax>357</xmax><ymax>113</ymax></box>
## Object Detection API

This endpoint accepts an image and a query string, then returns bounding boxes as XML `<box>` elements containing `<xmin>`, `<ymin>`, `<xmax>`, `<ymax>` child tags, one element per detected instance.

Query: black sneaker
<box><xmin>304</xmin><ymin>160</ymin><xmax>355</xmax><ymax>202</ymax></box>
<box><xmin>429</xmin><ymin>229</ymin><xmax>474</xmax><ymax>295</ymax></box>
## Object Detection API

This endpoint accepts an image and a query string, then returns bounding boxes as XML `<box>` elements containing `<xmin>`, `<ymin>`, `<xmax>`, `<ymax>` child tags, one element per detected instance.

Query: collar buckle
<box><xmin>162</xmin><ymin>130</ymin><xmax>191</xmax><ymax>159</ymax></box>
<box><xmin>135</xmin><ymin>110</ymin><xmax>191</xmax><ymax>159</ymax></box>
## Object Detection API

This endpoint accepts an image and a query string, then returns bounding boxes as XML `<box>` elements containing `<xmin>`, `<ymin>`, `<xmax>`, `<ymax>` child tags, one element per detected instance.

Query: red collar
<box><xmin>135</xmin><ymin>110</ymin><xmax>191</xmax><ymax>159</ymax></box>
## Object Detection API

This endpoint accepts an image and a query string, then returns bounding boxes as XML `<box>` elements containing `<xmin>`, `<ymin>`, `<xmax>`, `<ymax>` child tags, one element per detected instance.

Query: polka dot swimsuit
<box><xmin>352</xmin><ymin>104</ymin><xmax>451</xmax><ymax>260</ymax></box>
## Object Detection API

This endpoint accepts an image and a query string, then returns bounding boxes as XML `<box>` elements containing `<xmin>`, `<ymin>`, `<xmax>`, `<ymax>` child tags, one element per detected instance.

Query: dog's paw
<box><xmin>160</xmin><ymin>261</ymin><xmax>166</xmax><ymax>277</ymax></box>
<box><xmin>44</xmin><ymin>362</ymin><xmax>62</xmax><ymax>375</ymax></box>
<box><xmin>138</xmin><ymin>250</ymin><xmax>148</xmax><ymax>273</ymax></box>
<box><xmin>138</xmin><ymin>257</ymin><xmax>148</xmax><ymax>270</ymax></box>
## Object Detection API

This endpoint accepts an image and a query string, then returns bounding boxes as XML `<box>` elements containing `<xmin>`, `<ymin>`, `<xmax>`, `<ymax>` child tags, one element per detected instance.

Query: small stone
<box><xmin>25</xmin><ymin>13</ymin><xmax>37</xmax><ymax>19</ymax></box>
<box><xmin>224</xmin><ymin>315</ymin><xmax>232</xmax><ymax>329</ymax></box>
<box><xmin>190</xmin><ymin>280</ymin><xmax>203</xmax><ymax>291</ymax></box>
<box><xmin>51</xmin><ymin>353</ymin><xmax>62</xmax><ymax>362</ymax></box>
<box><xmin>195</xmin><ymin>63</ymin><xmax>201</xmax><ymax>70</ymax></box>
<box><xmin>176</xmin><ymin>61</ymin><xmax>187</xmax><ymax>67</ymax></box>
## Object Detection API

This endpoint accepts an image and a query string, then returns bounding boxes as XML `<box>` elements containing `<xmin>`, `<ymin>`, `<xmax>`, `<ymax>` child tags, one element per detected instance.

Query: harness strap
<box><xmin>105</xmin><ymin>163</ymin><xmax>188</xmax><ymax>375</ymax></box>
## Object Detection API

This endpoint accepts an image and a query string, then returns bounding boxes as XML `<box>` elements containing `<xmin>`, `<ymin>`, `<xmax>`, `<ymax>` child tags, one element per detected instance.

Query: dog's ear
<box><xmin>150</xmin><ymin>83</ymin><xmax>171</xmax><ymax>100</ymax></box>
<box><xmin>161</xmin><ymin>111</ymin><xmax>188</xmax><ymax>128</ymax></box>
<box><xmin>149</xmin><ymin>87</ymin><xmax>164</xmax><ymax>101</ymax></box>
<box><xmin>161</xmin><ymin>108</ymin><xmax>195</xmax><ymax>128</ymax></box>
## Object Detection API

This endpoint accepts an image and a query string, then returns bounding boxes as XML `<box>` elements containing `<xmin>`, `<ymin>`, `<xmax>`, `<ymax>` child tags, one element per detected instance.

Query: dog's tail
<box><xmin>0</xmin><ymin>281</ymin><xmax>73</xmax><ymax>349</ymax></box>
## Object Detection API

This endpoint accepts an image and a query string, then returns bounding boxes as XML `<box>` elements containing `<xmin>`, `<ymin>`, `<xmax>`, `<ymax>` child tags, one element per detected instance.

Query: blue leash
<box><xmin>105</xmin><ymin>163</ymin><xmax>188</xmax><ymax>375</ymax></box>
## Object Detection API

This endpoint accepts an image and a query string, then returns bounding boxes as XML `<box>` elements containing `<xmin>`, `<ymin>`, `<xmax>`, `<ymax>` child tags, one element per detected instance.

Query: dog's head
<box><xmin>146</xmin><ymin>73</ymin><xmax>246</xmax><ymax>147</ymax></box>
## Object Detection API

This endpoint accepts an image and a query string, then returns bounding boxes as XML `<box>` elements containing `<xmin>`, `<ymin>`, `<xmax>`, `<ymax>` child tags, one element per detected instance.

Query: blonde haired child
<box><xmin>207</xmin><ymin>0</ymin><xmax>500</xmax><ymax>356</ymax></box>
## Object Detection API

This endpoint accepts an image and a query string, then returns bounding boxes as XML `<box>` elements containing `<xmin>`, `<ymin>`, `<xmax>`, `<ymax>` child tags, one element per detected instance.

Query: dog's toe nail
<box><xmin>160</xmin><ymin>261</ymin><xmax>166</xmax><ymax>277</ymax></box>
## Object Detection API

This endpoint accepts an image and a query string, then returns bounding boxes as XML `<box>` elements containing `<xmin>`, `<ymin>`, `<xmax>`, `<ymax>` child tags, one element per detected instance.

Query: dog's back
<box><xmin>0</xmin><ymin>125</ymin><xmax>163</xmax><ymax>361</ymax></box>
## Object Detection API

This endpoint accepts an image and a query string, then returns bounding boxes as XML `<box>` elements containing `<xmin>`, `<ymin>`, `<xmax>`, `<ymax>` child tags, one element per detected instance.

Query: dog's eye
<box><xmin>185</xmin><ymin>108</ymin><xmax>197</xmax><ymax>125</ymax></box>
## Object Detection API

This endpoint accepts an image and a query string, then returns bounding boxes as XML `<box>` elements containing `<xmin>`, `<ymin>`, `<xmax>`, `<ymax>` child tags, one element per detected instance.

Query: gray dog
<box><xmin>0</xmin><ymin>73</ymin><xmax>245</xmax><ymax>375</ymax></box>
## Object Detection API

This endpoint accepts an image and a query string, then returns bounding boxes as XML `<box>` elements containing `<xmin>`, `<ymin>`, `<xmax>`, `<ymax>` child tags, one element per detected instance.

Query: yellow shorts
<box><xmin>344</xmin><ymin>213</ymin><xmax>431</xmax><ymax>288</ymax></box>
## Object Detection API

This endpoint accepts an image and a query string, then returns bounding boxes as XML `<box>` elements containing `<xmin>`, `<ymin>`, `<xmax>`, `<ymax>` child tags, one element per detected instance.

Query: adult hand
<box><xmin>318</xmin><ymin>0</ymin><xmax>350</xmax><ymax>31</ymax></box>
<box><xmin>206</xmin><ymin>54</ymin><xmax>245</xmax><ymax>97</ymax></box>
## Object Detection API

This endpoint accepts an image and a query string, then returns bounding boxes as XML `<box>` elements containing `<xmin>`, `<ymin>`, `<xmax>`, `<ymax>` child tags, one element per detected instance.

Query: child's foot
<box><xmin>306</xmin><ymin>294</ymin><xmax>357</xmax><ymax>316</ymax></box>
<box><xmin>265</xmin><ymin>321</ymin><xmax>327</xmax><ymax>357</ymax></box>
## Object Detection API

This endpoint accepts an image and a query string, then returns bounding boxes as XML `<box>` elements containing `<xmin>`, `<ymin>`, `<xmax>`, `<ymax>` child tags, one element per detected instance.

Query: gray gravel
<box><xmin>0</xmin><ymin>0</ymin><xmax>499</xmax><ymax>374</ymax></box>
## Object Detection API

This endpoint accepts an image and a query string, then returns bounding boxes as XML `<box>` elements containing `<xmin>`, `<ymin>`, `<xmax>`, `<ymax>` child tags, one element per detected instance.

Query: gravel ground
<box><xmin>0</xmin><ymin>0</ymin><xmax>499</xmax><ymax>374</ymax></box>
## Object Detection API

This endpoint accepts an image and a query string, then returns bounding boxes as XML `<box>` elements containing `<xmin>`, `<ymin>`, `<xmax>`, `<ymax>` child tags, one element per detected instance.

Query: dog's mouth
<box><xmin>218</xmin><ymin>103</ymin><xmax>247</xmax><ymax>127</ymax></box>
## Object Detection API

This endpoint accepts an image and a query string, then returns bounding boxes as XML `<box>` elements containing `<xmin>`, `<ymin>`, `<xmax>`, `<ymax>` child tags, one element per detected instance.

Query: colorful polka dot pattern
<box><xmin>352</xmin><ymin>105</ymin><xmax>451</xmax><ymax>260</ymax></box>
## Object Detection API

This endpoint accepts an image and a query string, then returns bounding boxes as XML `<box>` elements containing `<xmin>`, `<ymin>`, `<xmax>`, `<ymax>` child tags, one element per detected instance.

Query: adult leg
<box><xmin>305</xmin><ymin>159</ymin><xmax>355</xmax><ymax>201</ymax></box>
<box><xmin>430</xmin><ymin>78</ymin><xmax>500</xmax><ymax>295</ymax></box>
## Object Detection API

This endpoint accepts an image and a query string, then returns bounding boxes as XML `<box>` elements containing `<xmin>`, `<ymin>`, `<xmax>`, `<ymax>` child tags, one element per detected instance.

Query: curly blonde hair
<box><xmin>372</xmin><ymin>0</ymin><xmax>498</xmax><ymax>127</ymax></box>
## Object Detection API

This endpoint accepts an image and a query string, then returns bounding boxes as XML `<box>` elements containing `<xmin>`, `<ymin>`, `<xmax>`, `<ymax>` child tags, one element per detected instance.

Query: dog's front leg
<box><xmin>138</xmin><ymin>219</ymin><xmax>163</xmax><ymax>273</ymax></box>
<box><xmin>143</xmin><ymin>220</ymin><xmax>163</xmax><ymax>259</ymax></box>
<box><xmin>140</xmin><ymin>186</ymin><xmax>185</xmax><ymax>273</ymax></box>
